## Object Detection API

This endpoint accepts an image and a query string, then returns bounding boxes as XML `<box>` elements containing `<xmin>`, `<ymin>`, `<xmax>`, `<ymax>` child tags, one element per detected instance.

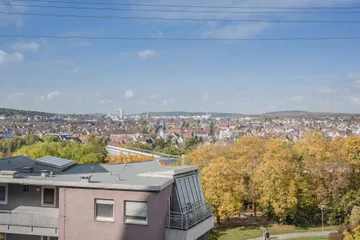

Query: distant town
<box><xmin>1</xmin><ymin>107</ymin><xmax>359</xmax><ymax>147</ymax></box>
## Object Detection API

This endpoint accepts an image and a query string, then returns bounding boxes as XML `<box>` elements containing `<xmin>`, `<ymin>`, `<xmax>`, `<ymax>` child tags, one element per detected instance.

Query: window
<box><xmin>0</xmin><ymin>233</ymin><xmax>6</xmax><ymax>240</ymax></box>
<box><xmin>41</xmin><ymin>187</ymin><xmax>56</xmax><ymax>207</ymax></box>
<box><xmin>41</xmin><ymin>237</ymin><xmax>58</xmax><ymax>240</ymax></box>
<box><xmin>124</xmin><ymin>201</ymin><xmax>147</xmax><ymax>225</ymax></box>
<box><xmin>0</xmin><ymin>184</ymin><xmax>8</xmax><ymax>205</ymax></box>
<box><xmin>94</xmin><ymin>199</ymin><xmax>114</xmax><ymax>222</ymax></box>
<box><xmin>23</xmin><ymin>185</ymin><xmax>29</xmax><ymax>193</ymax></box>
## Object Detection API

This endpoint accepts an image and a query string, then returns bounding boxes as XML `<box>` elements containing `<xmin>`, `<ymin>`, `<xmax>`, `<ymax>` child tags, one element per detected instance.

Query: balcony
<box><xmin>165</xmin><ymin>201</ymin><xmax>214</xmax><ymax>240</ymax></box>
<box><xmin>0</xmin><ymin>206</ymin><xmax>58</xmax><ymax>237</ymax></box>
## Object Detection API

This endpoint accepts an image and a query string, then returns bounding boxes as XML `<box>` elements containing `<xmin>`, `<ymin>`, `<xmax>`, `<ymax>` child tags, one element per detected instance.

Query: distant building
<box><xmin>219</xmin><ymin>128</ymin><xmax>231</xmax><ymax>139</ymax></box>
<box><xmin>119</xmin><ymin>108</ymin><xmax>124</xmax><ymax>119</ymax></box>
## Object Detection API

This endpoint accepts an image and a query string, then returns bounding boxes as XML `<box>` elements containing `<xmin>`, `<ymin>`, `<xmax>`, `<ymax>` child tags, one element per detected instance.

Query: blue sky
<box><xmin>1</xmin><ymin>0</ymin><xmax>360</xmax><ymax>114</ymax></box>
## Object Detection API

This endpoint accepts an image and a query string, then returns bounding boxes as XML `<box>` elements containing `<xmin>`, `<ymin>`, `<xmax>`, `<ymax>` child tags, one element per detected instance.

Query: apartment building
<box><xmin>0</xmin><ymin>156</ymin><xmax>213</xmax><ymax>240</ymax></box>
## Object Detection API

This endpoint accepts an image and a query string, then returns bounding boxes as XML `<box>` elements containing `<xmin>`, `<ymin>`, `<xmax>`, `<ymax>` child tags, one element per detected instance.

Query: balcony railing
<box><xmin>0</xmin><ymin>210</ymin><xmax>58</xmax><ymax>229</ymax></box>
<box><xmin>166</xmin><ymin>201</ymin><xmax>213</xmax><ymax>230</ymax></box>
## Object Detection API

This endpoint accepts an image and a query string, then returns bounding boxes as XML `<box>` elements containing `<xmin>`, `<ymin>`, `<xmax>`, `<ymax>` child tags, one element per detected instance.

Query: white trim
<box><xmin>0</xmin><ymin>184</ymin><xmax>8</xmax><ymax>205</ymax></box>
<box><xmin>94</xmin><ymin>198</ymin><xmax>114</xmax><ymax>222</ymax></box>
<box><xmin>41</xmin><ymin>186</ymin><xmax>56</xmax><ymax>207</ymax></box>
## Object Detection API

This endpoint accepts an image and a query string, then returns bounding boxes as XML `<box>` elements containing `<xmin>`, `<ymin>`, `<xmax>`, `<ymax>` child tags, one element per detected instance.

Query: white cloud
<box><xmin>71</xmin><ymin>41</ymin><xmax>91</xmax><ymax>47</ymax></box>
<box><xmin>93</xmin><ymin>92</ymin><xmax>100</xmax><ymax>97</ymax></box>
<box><xmin>291</xmin><ymin>96</ymin><xmax>303</xmax><ymax>101</ymax></box>
<box><xmin>0</xmin><ymin>50</ymin><xmax>24</xmax><ymax>67</ymax></box>
<box><xmin>350</xmin><ymin>96</ymin><xmax>360</xmax><ymax>105</ymax></box>
<box><xmin>139</xmin><ymin>101</ymin><xmax>146</xmax><ymax>105</ymax></box>
<box><xmin>75</xmin><ymin>96</ymin><xmax>82</xmax><ymax>101</ymax></box>
<box><xmin>163</xmin><ymin>100</ymin><xmax>169</xmax><ymax>106</ymax></box>
<box><xmin>108</xmin><ymin>100</ymin><xmax>113</xmax><ymax>104</ymax></box>
<box><xmin>71</xmin><ymin>67</ymin><xmax>80</xmax><ymax>73</ymax></box>
<box><xmin>150</xmin><ymin>94</ymin><xmax>160</xmax><ymax>99</ymax></box>
<box><xmin>7</xmin><ymin>92</ymin><xmax>23</xmax><ymax>98</ymax></box>
<box><xmin>203</xmin><ymin>93</ymin><xmax>209</xmax><ymax>101</ymax></box>
<box><xmin>99</xmin><ymin>99</ymin><xmax>105</xmax><ymax>104</ymax></box>
<box><xmin>124</xmin><ymin>90</ymin><xmax>134</xmax><ymax>99</ymax></box>
<box><xmin>137</xmin><ymin>50</ymin><xmax>157</xmax><ymax>60</ymax></box>
<box><xmin>39</xmin><ymin>91</ymin><xmax>64</xmax><ymax>101</ymax></box>
<box><xmin>216</xmin><ymin>100</ymin><xmax>226</xmax><ymax>105</ymax></box>
<box><xmin>316</xmin><ymin>87</ymin><xmax>336</xmax><ymax>95</ymax></box>
<box><xmin>10</xmin><ymin>41</ymin><xmax>40</xmax><ymax>52</ymax></box>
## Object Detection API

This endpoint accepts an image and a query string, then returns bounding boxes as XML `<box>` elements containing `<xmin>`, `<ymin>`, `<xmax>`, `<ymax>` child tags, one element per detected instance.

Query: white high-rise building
<box><xmin>119</xmin><ymin>108</ymin><xmax>124</xmax><ymax>119</ymax></box>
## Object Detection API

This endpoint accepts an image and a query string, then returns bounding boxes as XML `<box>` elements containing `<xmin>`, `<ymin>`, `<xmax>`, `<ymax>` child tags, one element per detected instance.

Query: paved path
<box><xmin>250</xmin><ymin>231</ymin><xmax>334</xmax><ymax>240</ymax></box>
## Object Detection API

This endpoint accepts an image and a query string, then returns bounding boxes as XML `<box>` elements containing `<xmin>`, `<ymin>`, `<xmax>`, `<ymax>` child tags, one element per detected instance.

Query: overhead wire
<box><xmin>1</xmin><ymin>34</ymin><xmax>360</xmax><ymax>41</ymax></box>
<box><xmin>1</xmin><ymin>12</ymin><xmax>360</xmax><ymax>23</ymax></box>
<box><xmin>2</xmin><ymin>3</ymin><xmax>360</xmax><ymax>14</ymax></box>
<box><xmin>12</xmin><ymin>0</ymin><xmax>360</xmax><ymax>10</ymax></box>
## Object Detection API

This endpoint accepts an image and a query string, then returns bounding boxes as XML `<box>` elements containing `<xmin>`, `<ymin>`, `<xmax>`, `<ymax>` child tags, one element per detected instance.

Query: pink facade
<box><xmin>58</xmin><ymin>185</ymin><xmax>172</xmax><ymax>240</ymax></box>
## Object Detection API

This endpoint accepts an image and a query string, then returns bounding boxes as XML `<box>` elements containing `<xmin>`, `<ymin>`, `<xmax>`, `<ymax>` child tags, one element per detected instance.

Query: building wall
<box><xmin>6</xmin><ymin>233</ymin><xmax>41</xmax><ymax>240</ymax></box>
<box><xmin>0</xmin><ymin>184</ymin><xmax>59</xmax><ymax>211</ymax></box>
<box><xmin>58</xmin><ymin>185</ymin><xmax>173</xmax><ymax>240</ymax></box>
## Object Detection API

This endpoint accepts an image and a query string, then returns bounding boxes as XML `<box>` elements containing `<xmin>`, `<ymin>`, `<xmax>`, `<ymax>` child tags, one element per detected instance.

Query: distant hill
<box><xmin>0</xmin><ymin>108</ymin><xmax>56</xmax><ymax>117</ymax></box>
<box><xmin>262</xmin><ymin>111</ymin><xmax>311</xmax><ymax>116</ymax></box>
<box><xmin>140</xmin><ymin>111</ymin><xmax>243</xmax><ymax>117</ymax></box>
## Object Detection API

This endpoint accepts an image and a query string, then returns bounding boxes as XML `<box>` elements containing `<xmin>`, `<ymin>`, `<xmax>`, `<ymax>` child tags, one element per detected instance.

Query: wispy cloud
<box><xmin>9</xmin><ymin>41</ymin><xmax>40</xmax><ymax>52</ymax></box>
<box><xmin>71</xmin><ymin>67</ymin><xmax>80</xmax><ymax>73</ymax></box>
<box><xmin>124</xmin><ymin>90</ymin><xmax>134</xmax><ymax>99</ymax></box>
<box><xmin>139</xmin><ymin>101</ymin><xmax>146</xmax><ymax>105</ymax></box>
<box><xmin>137</xmin><ymin>50</ymin><xmax>157</xmax><ymax>60</ymax></box>
<box><xmin>0</xmin><ymin>50</ymin><xmax>24</xmax><ymax>67</ymax></box>
<box><xmin>316</xmin><ymin>87</ymin><xmax>337</xmax><ymax>95</ymax></box>
<box><xmin>150</xmin><ymin>94</ymin><xmax>159</xmax><ymax>99</ymax></box>
<box><xmin>202</xmin><ymin>22</ymin><xmax>271</xmax><ymax>39</ymax></box>
<box><xmin>162</xmin><ymin>100</ymin><xmax>169</xmax><ymax>106</ymax></box>
<box><xmin>7</xmin><ymin>92</ymin><xmax>23</xmax><ymax>99</ymax></box>
<box><xmin>99</xmin><ymin>99</ymin><xmax>113</xmax><ymax>104</ymax></box>
<box><xmin>93</xmin><ymin>92</ymin><xmax>100</xmax><ymax>97</ymax></box>
<box><xmin>203</xmin><ymin>93</ymin><xmax>209</xmax><ymax>101</ymax></box>
<box><xmin>39</xmin><ymin>91</ymin><xmax>64</xmax><ymax>101</ymax></box>
<box><xmin>350</xmin><ymin>96</ymin><xmax>360</xmax><ymax>105</ymax></box>
<box><xmin>291</xmin><ymin>96</ymin><xmax>303</xmax><ymax>101</ymax></box>
<box><xmin>71</xmin><ymin>41</ymin><xmax>91</xmax><ymax>47</ymax></box>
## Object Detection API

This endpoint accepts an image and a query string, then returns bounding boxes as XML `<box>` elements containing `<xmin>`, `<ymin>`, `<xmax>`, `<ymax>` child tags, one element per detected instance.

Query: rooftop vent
<box><xmin>80</xmin><ymin>175</ymin><xmax>92</xmax><ymax>183</ymax></box>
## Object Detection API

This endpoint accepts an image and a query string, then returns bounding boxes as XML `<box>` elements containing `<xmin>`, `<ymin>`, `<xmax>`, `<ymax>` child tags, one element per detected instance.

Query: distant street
<box><xmin>250</xmin><ymin>231</ymin><xmax>334</xmax><ymax>240</ymax></box>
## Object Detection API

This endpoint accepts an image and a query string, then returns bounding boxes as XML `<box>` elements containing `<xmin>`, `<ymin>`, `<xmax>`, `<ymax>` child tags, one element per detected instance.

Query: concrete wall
<box><xmin>0</xmin><ymin>184</ymin><xmax>59</xmax><ymax>211</ymax></box>
<box><xmin>58</xmin><ymin>185</ymin><xmax>173</xmax><ymax>240</ymax></box>
<box><xmin>6</xmin><ymin>234</ymin><xmax>41</xmax><ymax>240</ymax></box>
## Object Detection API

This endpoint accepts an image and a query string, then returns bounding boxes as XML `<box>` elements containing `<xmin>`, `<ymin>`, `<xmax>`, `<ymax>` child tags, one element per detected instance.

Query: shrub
<box><xmin>350</xmin><ymin>206</ymin><xmax>360</xmax><ymax>225</ymax></box>
<box><xmin>329</xmin><ymin>232</ymin><xmax>344</xmax><ymax>240</ymax></box>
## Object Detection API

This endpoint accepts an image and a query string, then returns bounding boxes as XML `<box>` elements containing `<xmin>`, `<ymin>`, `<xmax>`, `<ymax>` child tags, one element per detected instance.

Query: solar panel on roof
<box><xmin>36</xmin><ymin>156</ymin><xmax>76</xmax><ymax>170</ymax></box>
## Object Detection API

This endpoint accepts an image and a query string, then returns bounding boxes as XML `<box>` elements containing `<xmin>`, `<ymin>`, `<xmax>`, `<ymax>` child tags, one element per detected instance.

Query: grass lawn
<box><xmin>291</xmin><ymin>237</ymin><xmax>328</xmax><ymax>240</ymax></box>
<box><xmin>214</xmin><ymin>224</ymin><xmax>337</xmax><ymax>240</ymax></box>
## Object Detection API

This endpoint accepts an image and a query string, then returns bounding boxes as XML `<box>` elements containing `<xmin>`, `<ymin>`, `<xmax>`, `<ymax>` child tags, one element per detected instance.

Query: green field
<box><xmin>212</xmin><ymin>225</ymin><xmax>336</xmax><ymax>240</ymax></box>
<box><xmin>291</xmin><ymin>237</ymin><xmax>328</xmax><ymax>240</ymax></box>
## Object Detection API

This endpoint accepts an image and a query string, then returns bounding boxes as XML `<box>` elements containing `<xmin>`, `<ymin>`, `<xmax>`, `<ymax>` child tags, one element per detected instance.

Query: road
<box><xmin>250</xmin><ymin>231</ymin><xmax>334</xmax><ymax>239</ymax></box>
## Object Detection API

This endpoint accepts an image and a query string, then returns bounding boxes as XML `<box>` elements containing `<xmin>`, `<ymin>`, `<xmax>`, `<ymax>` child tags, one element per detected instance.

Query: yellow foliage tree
<box><xmin>201</xmin><ymin>157</ymin><xmax>245</xmax><ymax>217</ymax></box>
<box><xmin>187</xmin><ymin>143</ymin><xmax>231</xmax><ymax>169</ymax></box>
<box><xmin>255</xmin><ymin>139</ymin><xmax>300</xmax><ymax>221</ymax></box>
<box><xmin>106</xmin><ymin>154</ymin><xmax>154</xmax><ymax>164</ymax></box>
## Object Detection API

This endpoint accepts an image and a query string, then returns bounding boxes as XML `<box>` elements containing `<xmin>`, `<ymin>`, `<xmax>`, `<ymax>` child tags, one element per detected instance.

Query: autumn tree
<box><xmin>106</xmin><ymin>153</ymin><xmax>154</xmax><ymax>164</ymax></box>
<box><xmin>255</xmin><ymin>140</ymin><xmax>300</xmax><ymax>222</ymax></box>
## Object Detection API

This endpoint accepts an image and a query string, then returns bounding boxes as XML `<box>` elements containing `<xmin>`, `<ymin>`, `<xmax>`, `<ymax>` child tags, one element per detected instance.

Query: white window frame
<box><xmin>41</xmin><ymin>186</ymin><xmax>56</xmax><ymax>207</ymax></box>
<box><xmin>0</xmin><ymin>184</ymin><xmax>8</xmax><ymax>205</ymax></box>
<box><xmin>94</xmin><ymin>199</ymin><xmax>114</xmax><ymax>222</ymax></box>
<box><xmin>124</xmin><ymin>201</ymin><xmax>148</xmax><ymax>225</ymax></box>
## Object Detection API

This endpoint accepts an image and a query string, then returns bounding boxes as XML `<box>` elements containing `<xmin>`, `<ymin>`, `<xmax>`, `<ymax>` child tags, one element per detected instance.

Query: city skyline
<box><xmin>1</xmin><ymin>0</ymin><xmax>360</xmax><ymax>114</ymax></box>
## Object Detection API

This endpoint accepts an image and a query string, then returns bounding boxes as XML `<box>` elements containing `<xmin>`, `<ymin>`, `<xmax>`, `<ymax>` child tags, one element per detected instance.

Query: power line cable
<box><xmin>13</xmin><ymin>0</ymin><xmax>360</xmax><ymax>10</ymax></box>
<box><xmin>1</xmin><ymin>34</ymin><xmax>360</xmax><ymax>41</ymax></box>
<box><xmin>3</xmin><ymin>3</ymin><xmax>360</xmax><ymax>14</ymax></box>
<box><xmin>2</xmin><ymin>12</ymin><xmax>360</xmax><ymax>23</ymax></box>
